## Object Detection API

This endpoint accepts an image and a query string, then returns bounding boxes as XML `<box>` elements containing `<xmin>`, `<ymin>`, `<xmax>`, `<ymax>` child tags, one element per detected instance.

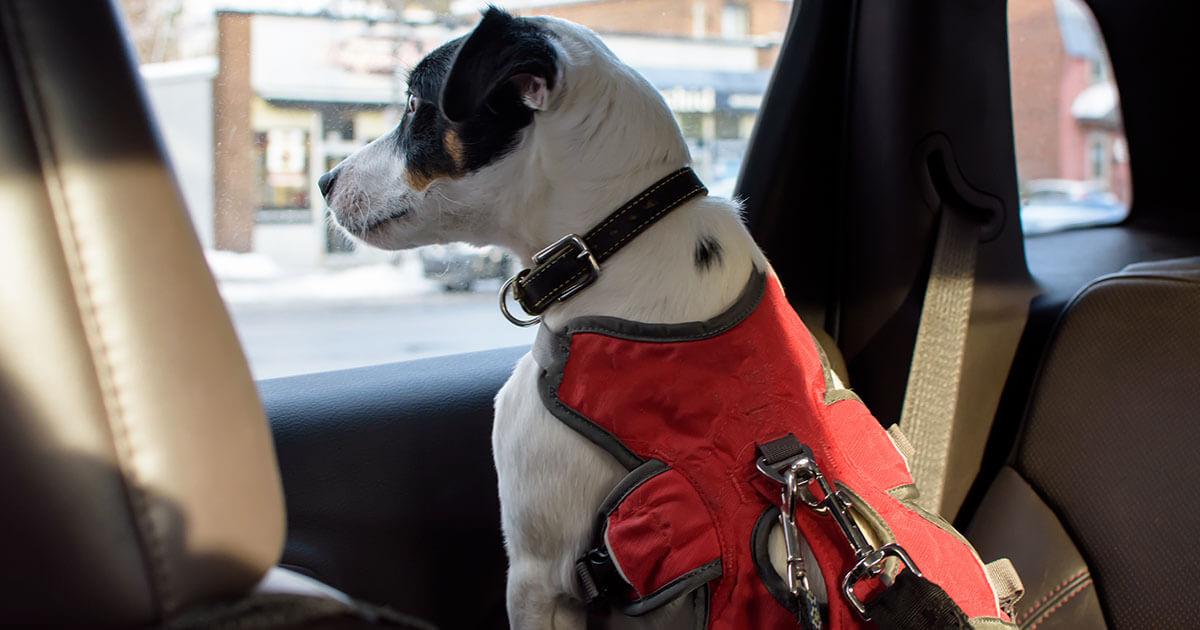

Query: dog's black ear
<box><xmin>440</xmin><ymin>7</ymin><xmax>557</xmax><ymax>123</ymax></box>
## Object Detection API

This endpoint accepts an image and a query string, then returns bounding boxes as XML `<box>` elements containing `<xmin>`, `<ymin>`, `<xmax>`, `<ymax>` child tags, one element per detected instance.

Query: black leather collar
<box><xmin>500</xmin><ymin>167</ymin><xmax>707</xmax><ymax>325</ymax></box>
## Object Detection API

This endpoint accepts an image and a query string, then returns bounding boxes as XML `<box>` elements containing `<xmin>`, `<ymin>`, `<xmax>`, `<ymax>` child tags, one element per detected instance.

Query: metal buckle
<box><xmin>533</xmin><ymin>233</ymin><xmax>601</xmax><ymax>301</ymax></box>
<box><xmin>842</xmin><ymin>543</ymin><xmax>923</xmax><ymax>619</ymax></box>
<box><xmin>498</xmin><ymin>234</ymin><xmax>602</xmax><ymax>327</ymax></box>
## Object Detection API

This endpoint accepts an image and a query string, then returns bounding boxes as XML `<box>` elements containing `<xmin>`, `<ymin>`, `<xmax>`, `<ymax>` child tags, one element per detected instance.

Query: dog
<box><xmin>320</xmin><ymin>8</ymin><xmax>1014</xmax><ymax>630</ymax></box>
<box><xmin>321</xmin><ymin>8</ymin><xmax>774</xmax><ymax>627</ymax></box>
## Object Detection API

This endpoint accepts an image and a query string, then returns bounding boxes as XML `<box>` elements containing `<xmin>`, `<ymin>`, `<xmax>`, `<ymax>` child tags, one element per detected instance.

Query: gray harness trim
<box><xmin>533</xmin><ymin>269</ymin><xmax>767</xmax><ymax>471</ymax></box>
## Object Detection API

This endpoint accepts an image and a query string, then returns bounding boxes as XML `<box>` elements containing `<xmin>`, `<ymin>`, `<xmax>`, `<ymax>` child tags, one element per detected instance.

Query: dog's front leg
<box><xmin>505</xmin><ymin>558</ymin><xmax>588</xmax><ymax>630</ymax></box>
<box><xmin>494</xmin><ymin>354</ymin><xmax>627</xmax><ymax>630</ymax></box>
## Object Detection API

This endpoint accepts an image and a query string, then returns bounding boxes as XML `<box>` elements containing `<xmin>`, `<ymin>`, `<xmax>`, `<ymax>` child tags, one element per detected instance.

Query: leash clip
<box><xmin>842</xmin><ymin>543</ymin><xmax>922</xmax><ymax>619</ymax></box>
<box><xmin>756</xmin><ymin>441</ymin><xmax>822</xmax><ymax>628</ymax></box>
<box><xmin>780</xmin><ymin>460</ymin><xmax>822</xmax><ymax>628</ymax></box>
<box><xmin>757</xmin><ymin>435</ymin><xmax>922</xmax><ymax>623</ymax></box>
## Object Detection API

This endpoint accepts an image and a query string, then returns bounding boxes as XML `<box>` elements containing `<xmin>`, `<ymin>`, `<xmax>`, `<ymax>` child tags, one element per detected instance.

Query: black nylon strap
<box><xmin>864</xmin><ymin>570</ymin><xmax>972</xmax><ymax>630</ymax></box>
<box><xmin>756</xmin><ymin>434</ymin><xmax>805</xmax><ymax>466</ymax></box>
<box><xmin>514</xmin><ymin>167</ymin><xmax>707</xmax><ymax>315</ymax></box>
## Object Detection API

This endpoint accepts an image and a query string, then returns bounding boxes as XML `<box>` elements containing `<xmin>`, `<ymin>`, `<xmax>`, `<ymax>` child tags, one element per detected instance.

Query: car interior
<box><xmin>1</xmin><ymin>0</ymin><xmax>1195</xmax><ymax>628</ymax></box>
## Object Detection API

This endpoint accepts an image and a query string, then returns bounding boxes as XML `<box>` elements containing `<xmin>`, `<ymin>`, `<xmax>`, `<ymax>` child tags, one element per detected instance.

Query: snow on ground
<box><xmin>205</xmin><ymin>249</ymin><xmax>440</xmax><ymax>304</ymax></box>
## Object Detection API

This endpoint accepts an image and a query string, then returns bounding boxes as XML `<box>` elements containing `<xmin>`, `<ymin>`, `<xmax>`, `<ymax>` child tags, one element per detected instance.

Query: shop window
<box><xmin>255</xmin><ymin>128</ymin><xmax>311</xmax><ymax>210</ymax></box>
<box><xmin>1089</xmin><ymin>135</ymin><xmax>1106</xmax><ymax>180</ymax></box>
<box><xmin>123</xmin><ymin>0</ymin><xmax>795</xmax><ymax>378</ymax></box>
<box><xmin>722</xmin><ymin>3</ymin><xmax>749</xmax><ymax>39</ymax></box>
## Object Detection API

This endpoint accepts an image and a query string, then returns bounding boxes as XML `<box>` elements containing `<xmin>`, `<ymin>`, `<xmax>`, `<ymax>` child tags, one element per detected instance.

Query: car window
<box><xmin>120</xmin><ymin>0</ymin><xmax>794</xmax><ymax>379</ymax></box>
<box><xmin>1008</xmin><ymin>0</ymin><xmax>1131</xmax><ymax>237</ymax></box>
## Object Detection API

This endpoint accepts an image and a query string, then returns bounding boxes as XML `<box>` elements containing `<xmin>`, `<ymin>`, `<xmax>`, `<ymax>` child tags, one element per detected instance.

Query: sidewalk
<box><xmin>205</xmin><ymin>249</ymin><xmax>440</xmax><ymax>305</ymax></box>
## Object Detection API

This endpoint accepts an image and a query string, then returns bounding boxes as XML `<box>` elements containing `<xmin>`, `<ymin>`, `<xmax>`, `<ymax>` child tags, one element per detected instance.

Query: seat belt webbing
<box><xmin>898</xmin><ymin>206</ymin><xmax>979</xmax><ymax>515</ymax></box>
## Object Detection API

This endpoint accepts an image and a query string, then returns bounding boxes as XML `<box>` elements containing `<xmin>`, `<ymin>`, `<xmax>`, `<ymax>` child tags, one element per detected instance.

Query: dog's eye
<box><xmin>406</xmin><ymin>95</ymin><xmax>420</xmax><ymax>115</ymax></box>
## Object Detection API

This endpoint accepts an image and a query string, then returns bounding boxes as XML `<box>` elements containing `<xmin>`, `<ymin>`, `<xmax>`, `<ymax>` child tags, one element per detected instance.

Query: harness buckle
<box><xmin>575</xmin><ymin>543</ymin><xmax>629</xmax><ymax>605</ymax></box>
<box><xmin>533</xmin><ymin>233</ymin><xmax>601</xmax><ymax>301</ymax></box>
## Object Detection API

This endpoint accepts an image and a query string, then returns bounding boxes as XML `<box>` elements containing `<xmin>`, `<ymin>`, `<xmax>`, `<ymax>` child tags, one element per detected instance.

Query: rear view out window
<box><xmin>1008</xmin><ymin>0</ymin><xmax>1130</xmax><ymax>237</ymax></box>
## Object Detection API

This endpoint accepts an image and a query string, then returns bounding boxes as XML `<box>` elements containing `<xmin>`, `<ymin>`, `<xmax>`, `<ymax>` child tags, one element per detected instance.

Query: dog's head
<box><xmin>320</xmin><ymin>7</ymin><xmax>689</xmax><ymax>255</ymax></box>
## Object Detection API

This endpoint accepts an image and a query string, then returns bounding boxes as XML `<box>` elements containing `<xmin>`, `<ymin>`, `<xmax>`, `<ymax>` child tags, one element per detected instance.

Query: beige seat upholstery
<box><xmin>0</xmin><ymin>3</ymin><xmax>426</xmax><ymax>627</ymax></box>
<box><xmin>0</xmin><ymin>1</ymin><xmax>285</xmax><ymax>624</ymax></box>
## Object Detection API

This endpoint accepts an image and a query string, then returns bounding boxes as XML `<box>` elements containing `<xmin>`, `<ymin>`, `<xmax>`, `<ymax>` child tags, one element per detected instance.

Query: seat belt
<box><xmin>898</xmin><ymin>205</ymin><xmax>980</xmax><ymax>515</ymax></box>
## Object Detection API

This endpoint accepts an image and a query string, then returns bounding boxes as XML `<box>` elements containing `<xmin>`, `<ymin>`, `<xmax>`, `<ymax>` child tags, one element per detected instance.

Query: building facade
<box><xmin>1008</xmin><ymin>0</ymin><xmax>1130</xmax><ymax>205</ymax></box>
<box><xmin>209</xmin><ymin>3</ymin><xmax>786</xmax><ymax>264</ymax></box>
<box><xmin>196</xmin><ymin>0</ymin><xmax>1127</xmax><ymax>264</ymax></box>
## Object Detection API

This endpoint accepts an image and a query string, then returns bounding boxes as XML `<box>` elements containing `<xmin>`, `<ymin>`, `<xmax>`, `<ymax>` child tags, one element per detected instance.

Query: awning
<box><xmin>1071</xmin><ymin>82</ymin><xmax>1120</xmax><ymax>128</ymax></box>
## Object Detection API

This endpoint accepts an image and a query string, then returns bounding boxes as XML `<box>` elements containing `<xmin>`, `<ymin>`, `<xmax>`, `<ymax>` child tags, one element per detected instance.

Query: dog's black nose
<box><xmin>318</xmin><ymin>167</ymin><xmax>340</xmax><ymax>201</ymax></box>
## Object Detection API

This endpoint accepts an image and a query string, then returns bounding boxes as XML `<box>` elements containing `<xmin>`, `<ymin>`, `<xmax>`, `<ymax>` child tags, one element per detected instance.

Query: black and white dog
<box><xmin>322</xmin><ymin>8</ymin><xmax>820</xmax><ymax>628</ymax></box>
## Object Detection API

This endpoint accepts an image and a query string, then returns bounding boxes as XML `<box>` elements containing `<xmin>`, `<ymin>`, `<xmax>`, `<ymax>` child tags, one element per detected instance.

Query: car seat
<box><xmin>966</xmin><ymin>258</ymin><xmax>1200</xmax><ymax>629</ymax></box>
<box><xmin>0</xmin><ymin>1</ymin><xmax>428</xmax><ymax>626</ymax></box>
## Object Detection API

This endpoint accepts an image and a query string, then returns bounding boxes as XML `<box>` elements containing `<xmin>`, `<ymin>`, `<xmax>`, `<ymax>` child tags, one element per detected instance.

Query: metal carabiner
<box><xmin>776</xmin><ymin>460</ymin><xmax>822</xmax><ymax>629</ymax></box>
<box><xmin>841</xmin><ymin>543</ymin><xmax>923</xmax><ymax>619</ymax></box>
<box><xmin>780</xmin><ymin>463</ymin><xmax>811</xmax><ymax>598</ymax></box>
<box><xmin>764</xmin><ymin>439</ymin><xmax>922</xmax><ymax>622</ymax></box>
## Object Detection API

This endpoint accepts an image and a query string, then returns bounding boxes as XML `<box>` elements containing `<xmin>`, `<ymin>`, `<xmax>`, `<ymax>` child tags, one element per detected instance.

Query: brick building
<box><xmin>499</xmin><ymin>0</ymin><xmax>789</xmax><ymax>66</ymax></box>
<box><xmin>1008</xmin><ymin>0</ymin><xmax>1130</xmax><ymax>204</ymax></box>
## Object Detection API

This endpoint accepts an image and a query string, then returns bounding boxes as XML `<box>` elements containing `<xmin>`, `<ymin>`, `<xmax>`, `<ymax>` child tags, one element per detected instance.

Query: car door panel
<box><xmin>260</xmin><ymin>346</ymin><xmax>525</xmax><ymax>629</ymax></box>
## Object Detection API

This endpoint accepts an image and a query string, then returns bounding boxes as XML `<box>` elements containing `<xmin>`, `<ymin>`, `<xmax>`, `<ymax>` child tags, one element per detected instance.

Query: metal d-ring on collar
<box><xmin>500</xmin><ymin>234</ymin><xmax>600</xmax><ymax>327</ymax></box>
<box><xmin>498</xmin><ymin>167</ymin><xmax>708</xmax><ymax>327</ymax></box>
<box><xmin>499</xmin><ymin>276</ymin><xmax>541</xmax><ymax>327</ymax></box>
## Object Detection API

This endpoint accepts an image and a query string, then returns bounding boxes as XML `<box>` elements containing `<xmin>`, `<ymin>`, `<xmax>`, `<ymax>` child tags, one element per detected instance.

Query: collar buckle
<box><xmin>533</xmin><ymin>233</ymin><xmax>601</xmax><ymax>301</ymax></box>
<box><xmin>496</xmin><ymin>167</ymin><xmax>707</xmax><ymax>327</ymax></box>
<box><xmin>499</xmin><ymin>233</ymin><xmax>601</xmax><ymax>327</ymax></box>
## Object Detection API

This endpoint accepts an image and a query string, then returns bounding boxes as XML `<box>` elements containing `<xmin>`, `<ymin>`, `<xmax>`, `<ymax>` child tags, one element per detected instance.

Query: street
<box><xmin>212</xmin><ymin>255</ymin><xmax>537</xmax><ymax>380</ymax></box>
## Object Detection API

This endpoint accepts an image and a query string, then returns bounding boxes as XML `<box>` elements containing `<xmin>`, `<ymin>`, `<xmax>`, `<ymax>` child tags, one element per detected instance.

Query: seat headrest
<box><xmin>0</xmin><ymin>1</ymin><xmax>284</xmax><ymax>625</ymax></box>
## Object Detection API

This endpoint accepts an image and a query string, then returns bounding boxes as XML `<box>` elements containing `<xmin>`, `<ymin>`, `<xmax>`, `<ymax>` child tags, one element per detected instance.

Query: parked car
<box><xmin>1019</xmin><ymin>178</ymin><xmax>1129</xmax><ymax>235</ymax></box>
<box><xmin>417</xmin><ymin>243</ymin><xmax>513</xmax><ymax>291</ymax></box>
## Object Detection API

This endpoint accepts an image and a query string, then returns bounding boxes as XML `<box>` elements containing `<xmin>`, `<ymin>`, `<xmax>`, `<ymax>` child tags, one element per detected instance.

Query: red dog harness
<box><xmin>533</xmin><ymin>270</ymin><xmax>1018</xmax><ymax>629</ymax></box>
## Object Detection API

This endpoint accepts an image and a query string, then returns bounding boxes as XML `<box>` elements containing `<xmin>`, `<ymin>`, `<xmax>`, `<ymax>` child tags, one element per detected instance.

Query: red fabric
<box><xmin>605</xmin><ymin>468</ymin><xmax>721</xmax><ymax>597</ymax></box>
<box><xmin>556</xmin><ymin>274</ymin><xmax>1005</xmax><ymax>629</ymax></box>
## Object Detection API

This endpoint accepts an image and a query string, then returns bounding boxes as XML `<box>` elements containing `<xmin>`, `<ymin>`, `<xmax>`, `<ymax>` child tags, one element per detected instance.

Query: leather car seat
<box><xmin>967</xmin><ymin>257</ymin><xmax>1200</xmax><ymax>629</ymax></box>
<box><xmin>0</xmin><ymin>2</ymin><xmax>428</xmax><ymax>627</ymax></box>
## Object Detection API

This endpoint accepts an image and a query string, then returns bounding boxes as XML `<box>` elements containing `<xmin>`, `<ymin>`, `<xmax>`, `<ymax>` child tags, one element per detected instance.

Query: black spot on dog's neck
<box><xmin>695</xmin><ymin>235</ymin><xmax>723</xmax><ymax>271</ymax></box>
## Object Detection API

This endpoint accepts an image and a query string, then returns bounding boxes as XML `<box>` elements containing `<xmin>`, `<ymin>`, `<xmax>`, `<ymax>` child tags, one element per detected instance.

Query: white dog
<box><xmin>322</xmin><ymin>9</ymin><xmax>823</xmax><ymax>629</ymax></box>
